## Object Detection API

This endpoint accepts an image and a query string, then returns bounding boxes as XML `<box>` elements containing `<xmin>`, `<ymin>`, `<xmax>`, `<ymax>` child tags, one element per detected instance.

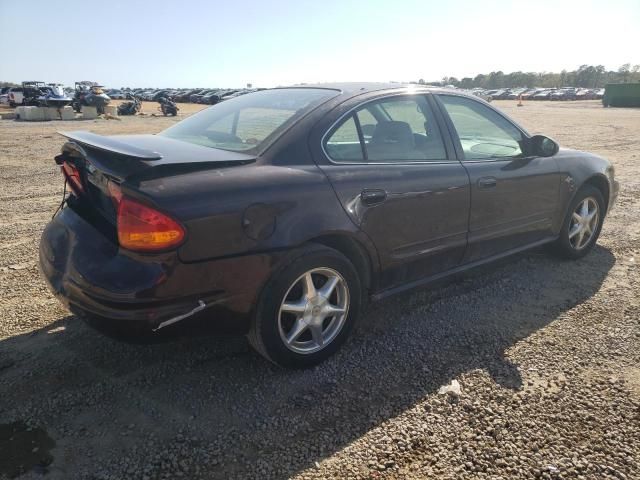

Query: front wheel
<box><xmin>552</xmin><ymin>185</ymin><xmax>605</xmax><ymax>259</ymax></box>
<box><xmin>248</xmin><ymin>245</ymin><xmax>362</xmax><ymax>368</ymax></box>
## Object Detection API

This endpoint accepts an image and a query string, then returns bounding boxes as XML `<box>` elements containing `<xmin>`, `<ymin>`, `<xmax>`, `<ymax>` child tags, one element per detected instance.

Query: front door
<box><xmin>435</xmin><ymin>94</ymin><xmax>561</xmax><ymax>262</ymax></box>
<box><xmin>314</xmin><ymin>94</ymin><xmax>471</xmax><ymax>290</ymax></box>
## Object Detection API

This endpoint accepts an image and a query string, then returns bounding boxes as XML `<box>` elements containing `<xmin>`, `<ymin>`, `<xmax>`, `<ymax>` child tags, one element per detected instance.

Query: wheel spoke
<box><xmin>318</xmin><ymin>275</ymin><xmax>339</xmax><ymax>299</ymax></box>
<box><xmin>281</xmin><ymin>300</ymin><xmax>307</xmax><ymax>315</ymax></box>
<box><xmin>302</xmin><ymin>273</ymin><xmax>316</xmax><ymax>298</ymax></box>
<box><xmin>576</xmin><ymin>229</ymin><xmax>586</xmax><ymax>248</ymax></box>
<box><xmin>584</xmin><ymin>221</ymin><xmax>593</xmax><ymax>236</ymax></box>
<box><xmin>580</xmin><ymin>199</ymin><xmax>589</xmax><ymax>217</ymax></box>
<box><xmin>569</xmin><ymin>224</ymin><xmax>582</xmax><ymax>239</ymax></box>
<box><xmin>324</xmin><ymin>304</ymin><xmax>346</xmax><ymax>317</ymax></box>
<box><xmin>286</xmin><ymin>319</ymin><xmax>308</xmax><ymax>345</ymax></box>
<box><xmin>309</xmin><ymin>323</ymin><xmax>324</xmax><ymax>347</ymax></box>
<box><xmin>572</xmin><ymin>212</ymin><xmax>582</xmax><ymax>223</ymax></box>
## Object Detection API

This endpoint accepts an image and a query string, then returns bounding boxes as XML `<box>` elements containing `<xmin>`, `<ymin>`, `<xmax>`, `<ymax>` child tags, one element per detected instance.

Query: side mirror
<box><xmin>530</xmin><ymin>135</ymin><xmax>559</xmax><ymax>157</ymax></box>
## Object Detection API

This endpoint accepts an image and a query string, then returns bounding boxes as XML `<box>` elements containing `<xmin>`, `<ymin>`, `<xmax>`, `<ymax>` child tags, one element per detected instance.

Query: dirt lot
<box><xmin>0</xmin><ymin>100</ymin><xmax>638</xmax><ymax>480</ymax></box>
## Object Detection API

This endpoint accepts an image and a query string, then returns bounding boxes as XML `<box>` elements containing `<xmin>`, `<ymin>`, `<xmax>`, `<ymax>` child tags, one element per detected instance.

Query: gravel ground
<box><xmin>0</xmin><ymin>100</ymin><xmax>638</xmax><ymax>480</ymax></box>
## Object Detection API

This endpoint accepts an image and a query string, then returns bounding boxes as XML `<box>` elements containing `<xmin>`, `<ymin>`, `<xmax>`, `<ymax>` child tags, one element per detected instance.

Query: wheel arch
<box><xmin>582</xmin><ymin>174</ymin><xmax>610</xmax><ymax>213</ymax></box>
<box><xmin>307</xmin><ymin>233</ymin><xmax>377</xmax><ymax>296</ymax></box>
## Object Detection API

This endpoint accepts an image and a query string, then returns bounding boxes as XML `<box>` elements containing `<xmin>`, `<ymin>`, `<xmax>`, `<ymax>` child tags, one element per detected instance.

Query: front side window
<box><xmin>161</xmin><ymin>88</ymin><xmax>339</xmax><ymax>153</ymax></box>
<box><xmin>438</xmin><ymin>95</ymin><xmax>524</xmax><ymax>160</ymax></box>
<box><xmin>325</xmin><ymin>95</ymin><xmax>447</xmax><ymax>163</ymax></box>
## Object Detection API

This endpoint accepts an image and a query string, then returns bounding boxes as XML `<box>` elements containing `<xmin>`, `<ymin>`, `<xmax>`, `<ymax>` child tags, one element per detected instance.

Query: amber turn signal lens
<box><xmin>116</xmin><ymin>197</ymin><xmax>185</xmax><ymax>252</ymax></box>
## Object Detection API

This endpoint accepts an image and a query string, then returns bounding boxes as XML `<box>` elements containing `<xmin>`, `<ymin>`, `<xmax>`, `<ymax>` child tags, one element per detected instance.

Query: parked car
<box><xmin>551</xmin><ymin>88</ymin><xmax>576</xmax><ymax>101</ymax></box>
<box><xmin>108</xmin><ymin>90</ymin><xmax>126</xmax><ymax>99</ymax></box>
<box><xmin>533</xmin><ymin>89</ymin><xmax>554</xmax><ymax>100</ymax></box>
<box><xmin>191</xmin><ymin>89</ymin><xmax>215</xmax><ymax>103</ymax></box>
<box><xmin>39</xmin><ymin>84</ymin><xmax>618</xmax><ymax>367</ymax></box>
<box><xmin>521</xmin><ymin>89</ymin><xmax>544</xmax><ymax>100</ymax></box>
<box><xmin>222</xmin><ymin>89</ymin><xmax>256</xmax><ymax>100</ymax></box>
<box><xmin>489</xmin><ymin>89</ymin><xmax>510</xmax><ymax>100</ymax></box>
<box><xmin>152</xmin><ymin>90</ymin><xmax>171</xmax><ymax>101</ymax></box>
<box><xmin>506</xmin><ymin>88</ymin><xmax>526</xmax><ymax>100</ymax></box>
<box><xmin>575</xmin><ymin>89</ymin><xmax>596</xmax><ymax>100</ymax></box>
<box><xmin>470</xmin><ymin>89</ymin><xmax>492</xmax><ymax>102</ymax></box>
<box><xmin>204</xmin><ymin>89</ymin><xmax>239</xmax><ymax>104</ymax></box>
<box><xmin>174</xmin><ymin>89</ymin><xmax>200</xmax><ymax>102</ymax></box>
<box><xmin>0</xmin><ymin>87</ymin><xmax>9</xmax><ymax>105</ymax></box>
<box><xmin>10</xmin><ymin>82</ymin><xmax>36</xmax><ymax>105</ymax></box>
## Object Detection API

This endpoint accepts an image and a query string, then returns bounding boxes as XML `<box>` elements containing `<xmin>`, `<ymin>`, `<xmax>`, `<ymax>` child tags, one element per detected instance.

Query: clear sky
<box><xmin>1</xmin><ymin>0</ymin><xmax>638</xmax><ymax>88</ymax></box>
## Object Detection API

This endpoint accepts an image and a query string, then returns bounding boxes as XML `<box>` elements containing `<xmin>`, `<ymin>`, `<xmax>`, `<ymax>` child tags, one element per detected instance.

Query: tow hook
<box><xmin>152</xmin><ymin>300</ymin><xmax>206</xmax><ymax>332</ymax></box>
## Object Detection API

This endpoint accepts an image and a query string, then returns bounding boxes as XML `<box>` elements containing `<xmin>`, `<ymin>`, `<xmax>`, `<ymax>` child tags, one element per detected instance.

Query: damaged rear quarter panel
<box><xmin>135</xmin><ymin>163</ymin><xmax>358</xmax><ymax>263</ymax></box>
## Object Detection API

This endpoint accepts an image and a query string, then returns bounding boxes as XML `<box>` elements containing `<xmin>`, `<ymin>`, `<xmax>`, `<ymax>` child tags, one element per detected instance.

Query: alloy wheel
<box><xmin>569</xmin><ymin>196</ymin><xmax>600</xmax><ymax>250</ymax></box>
<box><xmin>277</xmin><ymin>268</ymin><xmax>349</xmax><ymax>354</ymax></box>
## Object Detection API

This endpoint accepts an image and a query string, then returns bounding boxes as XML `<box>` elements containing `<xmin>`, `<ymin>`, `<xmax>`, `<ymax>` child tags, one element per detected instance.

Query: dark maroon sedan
<box><xmin>39</xmin><ymin>84</ymin><xmax>618</xmax><ymax>367</ymax></box>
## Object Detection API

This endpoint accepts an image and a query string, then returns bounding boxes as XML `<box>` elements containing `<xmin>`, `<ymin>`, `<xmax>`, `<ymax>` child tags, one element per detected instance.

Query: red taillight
<box><xmin>61</xmin><ymin>162</ymin><xmax>84</xmax><ymax>196</ymax></box>
<box><xmin>116</xmin><ymin>197</ymin><xmax>185</xmax><ymax>252</ymax></box>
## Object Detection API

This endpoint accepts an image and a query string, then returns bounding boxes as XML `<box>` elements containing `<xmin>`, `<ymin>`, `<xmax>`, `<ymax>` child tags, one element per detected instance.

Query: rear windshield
<box><xmin>160</xmin><ymin>88</ymin><xmax>338</xmax><ymax>153</ymax></box>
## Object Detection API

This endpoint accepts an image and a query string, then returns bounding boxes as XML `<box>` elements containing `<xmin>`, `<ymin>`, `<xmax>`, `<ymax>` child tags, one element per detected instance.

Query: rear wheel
<box><xmin>552</xmin><ymin>185</ymin><xmax>605</xmax><ymax>259</ymax></box>
<box><xmin>248</xmin><ymin>245</ymin><xmax>362</xmax><ymax>368</ymax></box>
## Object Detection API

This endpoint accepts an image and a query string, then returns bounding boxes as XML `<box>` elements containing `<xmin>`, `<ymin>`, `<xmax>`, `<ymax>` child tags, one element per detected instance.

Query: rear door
<box><xmin>311</xmin><ymin>93</ymin><xmax>471</xmax><ymax>291</ymax></box>
<box><xmin>434</xmin><ymin>94</ymin><xmax>561</xmax><ymax>262</ymax></box>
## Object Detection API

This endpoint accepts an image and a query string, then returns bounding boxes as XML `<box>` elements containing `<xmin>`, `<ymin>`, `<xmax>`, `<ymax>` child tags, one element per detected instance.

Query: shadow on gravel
<box><xmin>0</xmin><ymin>246</ymin><xmax>615</xmax><ymax>478</ymax></box>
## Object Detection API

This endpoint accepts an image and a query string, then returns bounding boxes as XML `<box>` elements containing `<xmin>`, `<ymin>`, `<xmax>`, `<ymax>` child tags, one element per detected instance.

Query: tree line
<box><xmin>420</xmin><ymin>64</ymin><xmax>640</xmax><ymax>89</ymax></box>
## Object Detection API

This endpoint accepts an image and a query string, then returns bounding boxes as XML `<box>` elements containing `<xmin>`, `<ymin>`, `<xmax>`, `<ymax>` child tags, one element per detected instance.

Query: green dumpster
<box><xmin>603</xmin><ymin>83</ymin><xmax>640</xmax><ymax>107</ymax></box>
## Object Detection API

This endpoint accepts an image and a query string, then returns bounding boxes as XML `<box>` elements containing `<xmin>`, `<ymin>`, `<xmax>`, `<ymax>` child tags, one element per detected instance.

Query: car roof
<box><xmin>278</xmin><ymin>82</ymin><xmax>458</xmax><ymax>101</ymax></box>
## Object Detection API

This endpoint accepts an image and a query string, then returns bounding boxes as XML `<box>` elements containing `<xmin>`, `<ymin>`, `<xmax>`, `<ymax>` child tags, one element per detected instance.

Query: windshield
<box><xmin>160</xmin><ymin>88</ymin><xmax>339</xmax><ymax>153</ymax></box>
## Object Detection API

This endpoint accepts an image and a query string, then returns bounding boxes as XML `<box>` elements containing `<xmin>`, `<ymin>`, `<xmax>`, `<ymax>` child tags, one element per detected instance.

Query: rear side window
<box><xmin>324</xmin><ymin>115</ymin><xmax>364</xmax><ymax>162</ymax></box>
<box><xmin>325</xmin><ymin>95</ymin><xmax>447</xmax><ymax>163</ymax></box>
<box><xmin>161</xmin><ymin>88</ymin><xmax>339</xmax><ymax>153</ymax></box>
<box><xmin>438</xmin><ymin>95</ymin><xmax>524</xmax><ymax>160</ymax></box>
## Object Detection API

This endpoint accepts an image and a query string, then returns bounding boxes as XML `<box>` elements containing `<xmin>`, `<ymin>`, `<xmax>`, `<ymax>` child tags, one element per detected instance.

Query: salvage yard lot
<box><xmin>0</xmin><ymin>100</ymin><xmax>639</xmax><ymax>479</ymax></box>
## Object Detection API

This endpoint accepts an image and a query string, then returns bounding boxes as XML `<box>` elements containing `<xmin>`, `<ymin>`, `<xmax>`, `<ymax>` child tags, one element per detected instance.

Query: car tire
<box><xmin>248</xmin><ymin>244</ymin><xmax>362</xmax><ymax>368</ymax></box>
<box><xmin>551</xmin><ymin>185</ymin><xmax>605</xmax><ymax>260</ymax></box>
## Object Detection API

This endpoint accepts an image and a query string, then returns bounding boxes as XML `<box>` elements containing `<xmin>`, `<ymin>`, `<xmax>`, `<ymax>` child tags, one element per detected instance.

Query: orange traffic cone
<box><xmin>517</xmin><ymin>94</ymin><xmax>524</xmax><ymax>107</ymax></box>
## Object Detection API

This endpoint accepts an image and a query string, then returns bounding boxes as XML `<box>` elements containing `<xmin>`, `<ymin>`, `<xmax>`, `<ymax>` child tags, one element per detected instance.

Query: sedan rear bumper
<box><xmin>39</xmin><ymin>206</ymin><xmax>278</xmax><ymax>339</ymax></box>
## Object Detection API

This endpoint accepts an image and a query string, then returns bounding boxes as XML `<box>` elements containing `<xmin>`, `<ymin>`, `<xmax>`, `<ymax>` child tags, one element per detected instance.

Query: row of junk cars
<box><xmin>107</xmin><ymin>87</ymin><xmax>264</xmax><ymax>104</ymax></box>
<box><xmin>472</xmin><ymin>86</ymin><xmax>606</xmax><ymax>102</ymax></box>
<box><xmin>0</xmin><ymin>82</ymin><xmax>261</xmax><ymax>110</ymax></box>
<box><xmin>1</xmin><ymin>83</ymin><xmax>606</xmax><ymax>110</ymax></box>
<box><xmin>93</xmin><ymin>86</ymin><xmax>606</xmax><ymax>104</ymax></box>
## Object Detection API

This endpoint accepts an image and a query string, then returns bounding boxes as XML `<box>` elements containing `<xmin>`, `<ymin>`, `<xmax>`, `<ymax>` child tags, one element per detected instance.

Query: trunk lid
<box><xmin>56</xmin><ymin>131</ymin><xmax>256</xmax><ymax>229</ymax></box>
<box><xmin>59</xmin><ymin>131</ymin><xmax>256</xmax><ymax>182</ymax></box>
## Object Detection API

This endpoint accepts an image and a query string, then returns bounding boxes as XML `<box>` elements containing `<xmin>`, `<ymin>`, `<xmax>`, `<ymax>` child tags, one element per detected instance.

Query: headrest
<box><xmin>371</xmin><ymin>121</ymin><xmax>414</xmax><ymax>148</ymax></box>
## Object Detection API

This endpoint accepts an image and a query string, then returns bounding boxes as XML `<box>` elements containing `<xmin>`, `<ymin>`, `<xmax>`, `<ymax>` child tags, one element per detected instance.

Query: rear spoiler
<box><xmin>56</xmin><ymin>131</ymin><xmax>256</xmax><ymax>184</ymax></box>
<box><xmin>59</xmin><ymin>131</ymin><xmax>163</xmax><ymax>160</ymax></box>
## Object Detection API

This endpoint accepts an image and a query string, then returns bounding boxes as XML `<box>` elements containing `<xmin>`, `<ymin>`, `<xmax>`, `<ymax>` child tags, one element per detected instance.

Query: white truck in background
<box><xmin>7</xmin><ymin>87</ymin><xmax>25</xmax><ymax>107</ymax></box>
